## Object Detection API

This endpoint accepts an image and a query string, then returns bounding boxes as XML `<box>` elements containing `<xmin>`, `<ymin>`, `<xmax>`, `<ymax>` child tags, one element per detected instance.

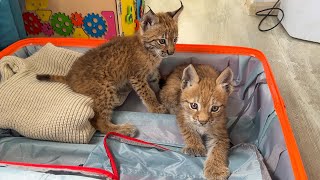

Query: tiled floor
<box><xmin>146</xmin><ymin>0</ymin><xmax>320</xmax><ymax>179</ymax></box>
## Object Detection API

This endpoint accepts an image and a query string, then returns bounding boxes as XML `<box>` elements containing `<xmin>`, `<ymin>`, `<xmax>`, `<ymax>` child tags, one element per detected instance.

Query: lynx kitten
<box><xmin>37</xmin><ymin>2</ymin><xmax>184</xmax><ymax>136</ymax></box>
<box><xmin>160</xmin><ymin>64</ymin><xmax>233</xmax><ymax>179</ymax></box>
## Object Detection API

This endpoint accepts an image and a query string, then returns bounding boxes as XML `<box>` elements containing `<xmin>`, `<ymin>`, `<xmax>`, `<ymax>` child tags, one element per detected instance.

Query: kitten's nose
<box><xmin>167</xmin><ymin>50</ymin><xmax>174</xmax><ymax>55</ymax></box>
<box><xmin>197</xmin><ymin>113</ymin><xmax>209</xmax><ymax>125</ymax></box>
<box><xmin>199</xmin><ymin>121</ymin><xmax>207</xmax><ymax>125</ymax></box>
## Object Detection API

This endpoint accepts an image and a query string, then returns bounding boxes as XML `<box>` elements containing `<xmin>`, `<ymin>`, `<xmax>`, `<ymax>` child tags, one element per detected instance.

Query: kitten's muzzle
<box><xmin>167</xmin><ymin>50</ymin><xmax>174</xmax><ymax>55</ymax></box>
<box><xmin>161</xmin><ymin>51</ymin><xmax>168</xmax><ymax>57</ymax></box>
<box><xmin>196</xmin><ymin>117</ymin><xmax>208</xmax><ymax>125</ymax></box>
<box><xmin>196</xmin><ymin>114</ymin><xmax>209</xmax><ymax>125</ymax></box>
<box><xmin>199</xmin><ymin>121</ymin><xmax>208</xmax><ymax>125</ymax></box>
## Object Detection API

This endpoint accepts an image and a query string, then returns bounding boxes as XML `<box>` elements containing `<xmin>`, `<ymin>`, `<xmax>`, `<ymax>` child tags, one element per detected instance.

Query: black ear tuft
<box><xmin>167</xmin><ymin>1</ymin><xmax>184</xmax><ymax>20</ymax></box>
<box><xmin>147</xmin><ymin>6</ymin><xmax>155</xmax><ymax>15</ymax></box>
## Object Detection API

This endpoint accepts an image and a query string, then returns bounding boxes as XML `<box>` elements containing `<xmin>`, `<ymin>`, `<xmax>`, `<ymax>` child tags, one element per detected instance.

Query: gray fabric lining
<box><xmin>228</xmin><ymin>78</ymin><xmax>267</xmax><ymax>133</ymax></box>
<box><xmin>229</xmin><ymin>143</ymin><xmax>272</xmax><ymax>180</ymax></box>
<box><xmin>86</xmin><ymin>133</ymin><xmax>271</xmax><ymax>180</ymax></box>
<box><xmin>266</xmin><ymin>144</ymin><xmax>287</xmax><ymax>172</ymax></box>
<box><xmin>0</xmin><ymin>134</ymin><xmax>104</xmax><ymax>165</ymax></box>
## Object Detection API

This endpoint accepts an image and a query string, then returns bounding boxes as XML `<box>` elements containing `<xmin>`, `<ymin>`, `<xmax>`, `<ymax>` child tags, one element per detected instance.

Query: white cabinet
<box><xmin>279</xmin><ymin>0</ymin><xmax>320</xmax><ymax>43</ymax></box>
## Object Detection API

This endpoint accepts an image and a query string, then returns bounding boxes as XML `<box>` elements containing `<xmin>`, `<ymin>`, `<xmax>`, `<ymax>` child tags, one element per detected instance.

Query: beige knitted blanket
<box><xmin>0</xmin><ymin>43</ymin><xmax>95</xmax><ymax>143</ymax></box>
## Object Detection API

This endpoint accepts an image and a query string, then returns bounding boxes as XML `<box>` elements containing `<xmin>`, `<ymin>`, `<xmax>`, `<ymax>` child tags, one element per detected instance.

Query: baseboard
<box><xmin>243</xmin><ymin>0</ymin><xmax>280</xmax><ymax>16</ymax></box>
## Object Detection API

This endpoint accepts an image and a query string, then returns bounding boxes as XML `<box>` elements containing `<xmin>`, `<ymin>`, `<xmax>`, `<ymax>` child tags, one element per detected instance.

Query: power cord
<box><xmin>255</xmin><ymin>0</ymin><xmax>284</xmax><ymax>32</ymax></box>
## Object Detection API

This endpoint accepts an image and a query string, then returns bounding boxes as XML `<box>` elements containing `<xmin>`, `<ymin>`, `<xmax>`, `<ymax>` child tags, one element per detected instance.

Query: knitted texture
<box><xmin>0</xmin><ymin>43</ymin><xmax>95</xmax><ymax>143</ymax></box>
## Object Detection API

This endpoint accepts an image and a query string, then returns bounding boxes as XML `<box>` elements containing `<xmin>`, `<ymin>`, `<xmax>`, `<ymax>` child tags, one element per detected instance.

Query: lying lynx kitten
<box><xmin>160</xmin><ymin>64</ymin><xmax>233</xmax><ymax>179</ymax></box>
<box><xmin>37</xmin><ymin>2</ymin><xmax>184</xmax><ymax>137</ymax></box>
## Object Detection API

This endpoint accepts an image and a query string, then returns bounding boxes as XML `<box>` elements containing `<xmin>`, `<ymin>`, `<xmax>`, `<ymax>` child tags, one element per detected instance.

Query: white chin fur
<box><xmin>160</xmin><ymin>52</ymin><xmax>168</xmax><ymax>58</ymax></box>
<box><xmin>154</xmin><ymin>50</ymin><xmax>163</xmax><ymax>58</ymax></box>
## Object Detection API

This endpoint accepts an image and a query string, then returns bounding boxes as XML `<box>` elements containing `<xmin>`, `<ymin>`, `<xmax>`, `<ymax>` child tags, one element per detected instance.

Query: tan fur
<box><xmin>36</xmin><ymin>3</ymin><xmax>184</xmax><ymax>137</ymax></box>
<box><xmin>160</xmin><ymin>64</ymin><xmax>234</xmax><ymax>179</ymax></box>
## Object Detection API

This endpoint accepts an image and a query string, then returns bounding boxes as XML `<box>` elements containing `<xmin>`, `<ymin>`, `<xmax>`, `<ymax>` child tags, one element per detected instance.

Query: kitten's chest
<box><xmin>195</xmin><ymin>125</ymin><xmax>218</xmax><ymax>149</ymax></box>
<box><xmin>144</xmin><ymin>53</ymin><xmax>162</xmax><ymax>68</ymax></box>
<box><xmin>196</xmin><ymin>126</ymin><xmax>208</xmax><ymax>136</ymax></box>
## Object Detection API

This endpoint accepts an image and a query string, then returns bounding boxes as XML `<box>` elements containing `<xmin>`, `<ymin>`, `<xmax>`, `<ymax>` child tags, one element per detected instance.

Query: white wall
<box><xmin>253</xmin><ymin>0</ymin><xmax>277</xmax><ymax>2</ymax></box>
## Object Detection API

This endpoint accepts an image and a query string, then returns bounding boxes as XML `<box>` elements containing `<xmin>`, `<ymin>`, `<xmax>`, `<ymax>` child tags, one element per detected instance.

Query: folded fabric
<box><xmin>0</xmin><ymin>43</ymin><xmax>95</xmax><ymax>143</ymax></box>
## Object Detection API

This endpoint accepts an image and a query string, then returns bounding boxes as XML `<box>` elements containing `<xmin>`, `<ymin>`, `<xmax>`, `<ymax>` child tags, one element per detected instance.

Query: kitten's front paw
<box><xmin>204</xmin><ymin>163</ymin><xmax>229</xmax><ymax>180</ymax></box>
<box><xmin>182</xmin><ymin>145</ymin><xmax>207</xmax><ymax>157</ymax></box>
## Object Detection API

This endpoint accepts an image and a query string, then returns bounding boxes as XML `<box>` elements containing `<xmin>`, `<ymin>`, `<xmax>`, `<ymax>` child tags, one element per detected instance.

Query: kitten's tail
<box><xmin>36</xmin><ymin>74</ymin><xmax>67</xmax><ymax>84</ymax></box>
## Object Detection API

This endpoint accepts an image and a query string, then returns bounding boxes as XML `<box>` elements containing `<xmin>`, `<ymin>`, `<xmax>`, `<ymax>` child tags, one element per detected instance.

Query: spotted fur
<box><xmin>36</xmin><ymin>3</ymin><xmax>184</xmax><ymax>137</ymax></box>
<box><xmin>160</xmin><ymin>64</ymin><xmax>234</xmax><ymax>179</ymax></box>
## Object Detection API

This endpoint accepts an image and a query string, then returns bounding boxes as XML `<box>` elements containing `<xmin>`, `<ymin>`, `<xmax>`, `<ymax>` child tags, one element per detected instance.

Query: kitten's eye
<box><xmin>174</xmin><ymin>37</ymin><xmax>178</xmax><ymax>43</ymax></box>
<box><xmin>159</xmin><ymin>39</ymin><xmax>166</xmax><ymax>44</ymax></box>
<box><xmin>211</xmin><ymin>106</ymin><xmax>220</xmax><ymax>112</ymax></box>
<box><xmin>189</xmin><ymin>103</ymin><xmax>198</xmax><ymax>110</ymax></box>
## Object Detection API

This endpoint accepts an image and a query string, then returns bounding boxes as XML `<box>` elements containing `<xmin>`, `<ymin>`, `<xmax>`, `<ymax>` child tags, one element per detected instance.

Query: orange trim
<box><xmin>0</xmin><ymin>38</ymin><xmax>307</xmax><ymax>179</ymax></box>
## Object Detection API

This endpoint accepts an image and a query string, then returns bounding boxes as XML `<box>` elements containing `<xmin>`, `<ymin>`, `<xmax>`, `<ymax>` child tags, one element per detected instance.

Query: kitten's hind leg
<box><xmin>91</xmin><ymin>87</ymin><xmax>137</xmax><ymax>137</ymax></box>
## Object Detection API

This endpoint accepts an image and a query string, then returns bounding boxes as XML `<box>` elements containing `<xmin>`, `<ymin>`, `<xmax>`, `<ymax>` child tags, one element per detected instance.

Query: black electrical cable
<box><xmin>255</xmin><ymin>0</ymin><xmax>284</xmax><ymax>32</ymax></box>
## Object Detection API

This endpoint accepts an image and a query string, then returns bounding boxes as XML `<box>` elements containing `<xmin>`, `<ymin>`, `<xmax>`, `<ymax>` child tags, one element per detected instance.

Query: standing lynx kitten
<box><xmin>160</xmin><ymin>64</ymin><xmax>233</xmax><ymax>179</ymax></box>
<box><xmin>36</xmin><ymin>3</ymin><xmax>184</xmax><ymax>136</ymax></box>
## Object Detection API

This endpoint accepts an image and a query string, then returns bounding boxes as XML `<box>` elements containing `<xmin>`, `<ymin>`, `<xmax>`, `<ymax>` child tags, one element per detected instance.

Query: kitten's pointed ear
<box><xmin>167</xmin><ymin>1</ymin><xmax>184</xmax><ymax>20</ymax></box>
<box><xmin>140</xmin><ymin>7</ymin><xmax>159</xmax><ymax>32</ymax></box>
<box><xmin>216</xmin><ymin>67</ymin><xmax>234</xmax><ymax>94</ymax></box>
<box><xmin>181</xmin><ymin>64</ymin><xmax>199</xmax><ymax>89</ymax></box>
